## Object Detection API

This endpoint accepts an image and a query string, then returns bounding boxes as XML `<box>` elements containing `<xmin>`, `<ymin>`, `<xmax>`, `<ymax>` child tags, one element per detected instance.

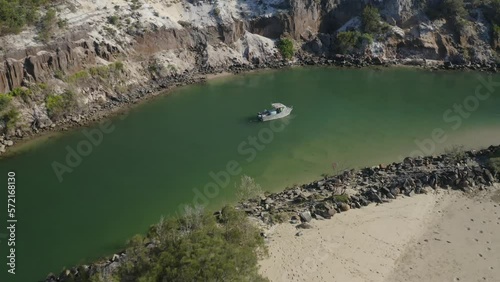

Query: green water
<box><xmin>1</xmin><ymin>67</ymin><xmax>500</xmax><ymax>281</ymax></box>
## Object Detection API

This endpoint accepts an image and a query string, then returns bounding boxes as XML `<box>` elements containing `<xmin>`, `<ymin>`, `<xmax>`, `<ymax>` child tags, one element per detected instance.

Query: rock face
<box><xmin>0</xmin><ymin>40</ymin><xmax>97</xmax><ymax>92</ymax></box>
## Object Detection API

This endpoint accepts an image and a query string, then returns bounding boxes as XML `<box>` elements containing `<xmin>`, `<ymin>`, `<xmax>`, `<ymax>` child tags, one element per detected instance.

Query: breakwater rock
<box><xmin>239</xmin><ymin>145</ymin><xmax>500</xmax><ymax>227</ymax></box>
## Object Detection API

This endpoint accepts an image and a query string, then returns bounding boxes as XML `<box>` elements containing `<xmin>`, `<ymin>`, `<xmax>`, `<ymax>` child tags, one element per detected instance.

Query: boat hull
<box><xmin>259</xmin><ymin>107</ymin><xmax>293</xmax><ymax>121</ymax></box>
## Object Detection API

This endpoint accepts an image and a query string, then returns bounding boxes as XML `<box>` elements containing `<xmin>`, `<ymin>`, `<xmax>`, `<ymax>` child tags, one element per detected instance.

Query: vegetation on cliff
<box><xmin>0</xmin><ymin>0</ymin><xmax>58</xmax><ymax>35</ymax></box>
<box><xmin>277</xmin><ymin>37</ymin><xmax>294</xmax><ymax>60</ymax></box>
<box><xmin>336</xmin><ymin>31</ymin><xmax>373</xmax><ymax>54</ymax></box>
<box><xmin>46</xmin><ymin>89</ymin><xmax>77</xmax><ymax>119</ymax></box>
<box><xmin>361</xmin><ymin>5</ymin><xmax>384</xmax><ymax>34</ymax></box>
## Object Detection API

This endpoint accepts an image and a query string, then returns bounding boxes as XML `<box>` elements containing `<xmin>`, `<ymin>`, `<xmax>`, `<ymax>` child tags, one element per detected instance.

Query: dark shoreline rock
<box><xmin>238</xmin><ymin>145</ymin><xmax>500</xmax><ymax>226</ymax></box>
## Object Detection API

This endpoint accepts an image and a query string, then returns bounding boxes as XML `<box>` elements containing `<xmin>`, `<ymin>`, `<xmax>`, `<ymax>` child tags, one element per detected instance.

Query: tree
<box><xmin>236</xmin><ymin>175</ymin><xmax>263</xmax><ymax>202</ymax></box>
<box><xmin>336</xmin><ymin>31</ymin><xmax>361</xmax><ymax>54</ymax></box>
<box><xmin>362</xmin><ymin>5</ymin><xmax>383</xmax><ymax>34</ymax></box>
<box><xmin>442</xmin><ymin>0</ymin><xmax>467</xmax><ymax>18</ymax></box>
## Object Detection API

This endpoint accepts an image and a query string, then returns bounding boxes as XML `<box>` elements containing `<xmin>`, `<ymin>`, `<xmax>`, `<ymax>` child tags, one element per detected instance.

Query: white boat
<box><xmin>257</xmin><ymin>103</ymin><xmax>293</xmax><ymax>121</ymax></box>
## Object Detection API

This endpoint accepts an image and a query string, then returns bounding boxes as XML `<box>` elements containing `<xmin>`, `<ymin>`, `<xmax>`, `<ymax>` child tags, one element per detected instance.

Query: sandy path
<box><xmin>259</xmin><ymin>187</ymin><xmax>500</xmax><ymax>282</ymax></box>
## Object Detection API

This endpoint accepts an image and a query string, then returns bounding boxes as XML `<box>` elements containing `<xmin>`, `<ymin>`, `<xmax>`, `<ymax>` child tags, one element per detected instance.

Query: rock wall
<box><xmin>0</xmin><ymin>40</ymin><xmax>98</xmax><ymax>93</ymax></box>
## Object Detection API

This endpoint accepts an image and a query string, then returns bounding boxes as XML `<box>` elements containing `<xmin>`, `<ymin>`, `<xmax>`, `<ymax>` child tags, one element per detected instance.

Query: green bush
<box><xmin>38</xmin><ymin>7</ymin><xmax>57</xmax><ymax>42</ymax></box>
<box><xmin>494</xmin><ymin>24</ymin><xmax>500</xmax><ymax>40</ymax></box>
<box><xmin>360</xmin><ymin>33</ymin><xmax>374</xmax><ymax>44</ymax></box>
<box><xmin>45</xmin><ymin>90</ymin><xmax>77</xmax><ymax>119</ymax></box>
<box><xmin>0</xmin><ymin>0</ymin><xmax>51</xmax><ymax>35</ymax></box>
<box><xmin>57</xmin><ymin>17</ymin><xmax>67</xmax><ymax>29</ymax></box>
<box><xmin>362</xmin><ymin>5</ymin><xmax>383</xmax><ymax>34</ymax></box>
<box><xmin>110</xmin><ymin>61</ymin><xmax>124</xmax><ymax>73</ymax></box>
<box><xmin>488</xmin><ymin>150</ymin><xmax>500</xmax><ymax>174</ymax></box>
<box><xmin>108</xmin><ymin>15</ymin><xmax>119</xmax><ymax>25</ymax></box>
<box><xmin>89</xmin><ymin>62</ymin><xmax>124</xmax><ymax>79</ymax></box>
<box><xmin>442</xmin><ymin>0</ymin><xmax>468</xmax><ymax>18</ymax></box>
<box><xmin>0</xmin><ymin>93</ymin><xmax>13</xmax><ymax>112</ymax></box>
<box><xmin>54</xmin><ymin>70</ymin><xmax>64</xmax><ymax>80</ymax></box>
<box><xmin>114</xmin><ymin>206</ymin><xmax>267</xmax><ymax>281</ymax></box>
<box><xmin>333</xmin><ymin>194</ymin><xmax>350</xmax><ymax>203</ymax></box>
<box><xmin>66</xmin><ymin>70</ymin><xmax>89</xmax><ymax>84</ymax></box>
<box><xmin>277</xmin><ymin>37</ymin><xmax>294</xmax><ymax>60</ymax></box>
<box><xmin>489</xmin><ymin>157</ymin><xmax>500</xmax><ymax>174</ymax></box>
<box><xmin>2</xmin><ymin>109</ymin><xmax>19</xmax><ymax>130</ymax></box>
<box><xmin>9</xmin><ymin>87</ymin><xmax>31</xmax><ymax>98</ymax></box>
<box><xmin>336</xmin><ymin>31</ymin><xmax>361</xmax><ymax>53</ymax></box>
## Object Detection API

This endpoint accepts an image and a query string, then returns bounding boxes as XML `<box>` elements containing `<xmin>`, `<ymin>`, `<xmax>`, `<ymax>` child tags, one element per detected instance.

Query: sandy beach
<box><xmin>259</xmin><ymin>186</ymin><xmax>500</xmax><ymax>282</ymax></box>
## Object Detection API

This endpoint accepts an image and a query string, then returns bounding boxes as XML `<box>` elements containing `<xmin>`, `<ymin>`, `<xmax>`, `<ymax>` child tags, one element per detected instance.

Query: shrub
<box><xmin>114</xmin><ymin>206</ymin><xmax>267</xmax><ymax>281</ymax></box>
<box><xmin>9</xmin><ymin>87</ymin><xmax>31</xmax><ymax>99</ymax></box>
<box><xmin>277</xmin><ymin>37</ymin><xmax>294</xmax><ymax>60</ymax></box>
<box><xmin>39</xmin><ymin>8</ymin><xmax>57</xmax><ymax>42</ymax></box>
<box><xmin>110</xmin><ymin>61</ymin><xmax>124</xmax><ymax>73</ymax></box>
<box><xmin>494</xmin><ymin>24</ymin><xmax>500</xmax><ymax>40</ymax></box>
<box><xmin>2</xmin><ymin>109</ymin><xmax>19</xmax><ymax>130</ymax></box>
<box><xmin>362</xmin><ymin>5</ymin><xmax>383</xmax><ymax>34</ymax></box>
<box><xmin>0</xmin><ymin>93</ymin><xmax>13</xmax><ymax>112</ymax></box>
<box><xmin>489</xmin><ymin>157</ymin><xmax>500</xmax><ymax>174</ymax></box>
<box><xmin>333</xmin><ymin>194</ymin><xmax>350</xmax><ymax>203</ymax></box>
<box><xmin>108</xmin><ymin>15</ymin><xmax>119</xmax><ymax>25</ymax></box>
<box><xmin>336</xmin><ymin>31</ymin><xmax>361</xmax><ymax>53</ymax></box>
<box><xmin>88</xmin><ymin>62</ymin><xmax>124</xmax><ymax>79</ymax></box>
<box><xmin>54</xmin><ymin>70</ymin><xmax>64</xmax><ymax>80</ymax></box>
<box><xmin>445</xmin><ymin>145</ymin><xmax>466</xmax><ymax>162</ymax></box>
<box><xmin>360</xmin><ymin>33</ymin><xmax>374</xmax><ymax>44</ymax></box>
<box><xmin>236</xmin><ymin>175</ymin><xmax>263</xmax><ymax>202</ymax></box>
<box><xmin>66</xmin><ymin>70</ymin><xmax>89</xmax><ymax>84</ymax></box>
<box><xmin>271</xmin><ymin>211</ymin><xmax>291</xmax><ymax>224</ymax></box>
<box><xmin>442</xmin><ymin>0</ymin><xmax>468</xmax><ymax>18</ymax></box>
<box><xmin>57</xmin><ymin>17</ymin><xmax>68</xmax><ymax>29</ymax></box>
<box><xmin>0</xmin><ymin>0</ymin><xmax>47</xmax><ymax>35</ymax></box>
<box><xmin>46</xmin><ymin>90</ymin><xmax>77</xmax><ymax>119</ymax></box>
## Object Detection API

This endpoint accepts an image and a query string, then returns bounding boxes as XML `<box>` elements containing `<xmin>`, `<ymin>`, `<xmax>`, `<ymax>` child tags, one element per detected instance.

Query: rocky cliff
<box><xmin>0</xmin><ymin>0</ymin><xmax>498</xmax><ymax>152</ymax></box>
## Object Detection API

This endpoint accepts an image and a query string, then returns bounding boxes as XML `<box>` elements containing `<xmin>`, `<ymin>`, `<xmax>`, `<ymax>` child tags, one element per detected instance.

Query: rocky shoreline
<box><xmin>239</xmin><ymin>145</ymin><xmax>500</xmax><ymax>231</ymax></box>
<box><xmin>2</xmin><ymin>55</ymin><xmax>499</xmax><ymax>157</ymax></box>
<box><xmin>43</xmin><ymin>144</ymin><xmax>500</xmax><ymax>282</ymax></box>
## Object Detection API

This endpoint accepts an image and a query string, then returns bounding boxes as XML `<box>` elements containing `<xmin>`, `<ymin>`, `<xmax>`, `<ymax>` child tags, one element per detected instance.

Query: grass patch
<box><xmin>270</xmin><ymin>211</ymin><xmax>292</xmax><ymax>224</ymax></box>
<box><xmin>89</xmin><ymin>62</ymin><xmax>124</xmax><ymax>79</ymax></box>
<box><xmin>333</xmin><ymin>194</ymin><xmax>350</xmax><ymax>203</ymax></box>
<box><xmin>65</xmin><ymin>70</ymin><xmax>89</xmax><ymax>84</ymax></box>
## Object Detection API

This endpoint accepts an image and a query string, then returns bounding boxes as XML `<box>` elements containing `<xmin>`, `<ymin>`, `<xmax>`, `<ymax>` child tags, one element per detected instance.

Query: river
<box><xmin>1</xmin><ymin>67</ymin><xmax>500</xmax><ymax>281</ymax></box>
